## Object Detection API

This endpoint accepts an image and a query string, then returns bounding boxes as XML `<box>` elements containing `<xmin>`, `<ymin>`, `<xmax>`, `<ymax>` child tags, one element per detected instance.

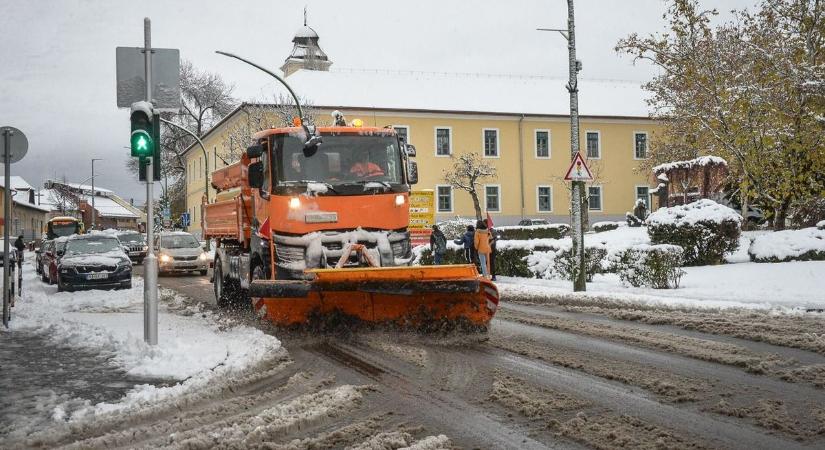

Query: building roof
<box><xmin>11</xmin><ymin>198</ymin><xmax>51</xmax><ymax>213</ymax></box>
<box><xmin>79</xmin><ymin>194</ymin><xmax>139</xmax><ymax>219</ymax></box>
<box><xmin>284</xmin><ymin>69</ymin><xmax>653</xmax><ymax>118</ymax></box>
<box><xmin>294</xmin><ymin>25</ymin><xmax>319</xmax><ymax>39</ymax></box>
<box><xmin>0</xmin><ymin>176</ymin><xmax>35</xmax><ymax>191</ymax></box>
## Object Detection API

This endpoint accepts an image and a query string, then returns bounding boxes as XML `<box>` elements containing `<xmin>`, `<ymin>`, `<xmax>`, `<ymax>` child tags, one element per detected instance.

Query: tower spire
<box><xmin>303</xmin><ymin>6</ymin><xmax>307</xmax><ymax>26</ymax></box>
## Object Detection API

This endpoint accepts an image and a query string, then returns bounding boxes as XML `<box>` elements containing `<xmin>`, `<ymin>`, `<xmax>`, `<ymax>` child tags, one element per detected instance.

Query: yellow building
<box><xmin>183</xmin><ymin>25</ymin><xmax>660</xmax><ymax>236</ymax></box>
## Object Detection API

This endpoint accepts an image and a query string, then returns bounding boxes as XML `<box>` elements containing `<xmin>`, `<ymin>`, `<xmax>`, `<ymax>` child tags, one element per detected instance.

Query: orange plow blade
<box><xmin>250</xmin><ymin>264</ymin><xmax>499</xmax><ymax>330</ymax></box>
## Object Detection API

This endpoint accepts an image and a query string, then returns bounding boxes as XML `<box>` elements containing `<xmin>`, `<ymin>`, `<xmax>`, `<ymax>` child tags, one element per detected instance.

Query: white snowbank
<box><xmin>7</xmin><ymin>257</ymin><xmax>282</xmax><ymax>424</ymax></box>
<box><xmin>647</xmin><ymin>199</ymin><xmax>742</xmax><ymax>226</ymax></box>
<box><xmin>748</xmin><ymin>227</ymin><xmax>825</xmax><ymax>261</ymax></box>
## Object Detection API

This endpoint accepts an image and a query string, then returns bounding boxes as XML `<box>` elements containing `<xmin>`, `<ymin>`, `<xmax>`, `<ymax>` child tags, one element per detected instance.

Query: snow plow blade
<box><xmin>250</xmin><ymin>264</ymin><xmax>499</xmax><ymax>329</ymax></box>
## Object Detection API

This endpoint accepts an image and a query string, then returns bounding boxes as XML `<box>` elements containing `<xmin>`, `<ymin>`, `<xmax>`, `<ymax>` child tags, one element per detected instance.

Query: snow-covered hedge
<box><xmin>817</xmin><ymin>219</ymin><xmax>825</xmax><ymax>231</ymax></box>
<box><xmin>526</xmin><ymin>244</ymin><xmax>607</xmax><ymax>282</ymax></box>
<box><xmin>495</xmin><ymin>224</ymin><xmax>570</xmax><ymax>240</ymax></box>
<box><xmin>592</xmin><ymin>221</ymin><xmax>626</xmax><ymax>233</ymax></box>
<box><xmin>647</xmin><ymin>199</ymin><xmax>742</xmax><ymax>266</ymax></box>
<box><xmin>748</xmin><ymin>227</ymin><xmax>825</xmax><ymax>263</ymax></box>
<box><xmin>610</xmin><ymin>244</ymin><xmax>686</xmax><ymax>289</ymax></box>
<box><xmin>414</xmin><ymin>244</ymin><xmax>534</xmax><ymax>277</ymax></box>
<box><xmin>436</xmin><ymin>217</ymin><xmax>476</xmax><ymax>240</ymax></box>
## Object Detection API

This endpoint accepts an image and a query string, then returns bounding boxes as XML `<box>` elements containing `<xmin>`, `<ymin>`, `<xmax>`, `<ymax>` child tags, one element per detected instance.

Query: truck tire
<box><xmin>214</xmin><ymin>258</ymin><xmax>233</xmax><ymax>308</ymax></box>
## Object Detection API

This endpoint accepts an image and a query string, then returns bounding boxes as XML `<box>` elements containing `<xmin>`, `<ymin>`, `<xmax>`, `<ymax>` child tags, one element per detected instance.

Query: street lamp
<box><xmin>91</xmin><ymin>158</ymin><xmax>103</xmax><ymax>229</ymax></box>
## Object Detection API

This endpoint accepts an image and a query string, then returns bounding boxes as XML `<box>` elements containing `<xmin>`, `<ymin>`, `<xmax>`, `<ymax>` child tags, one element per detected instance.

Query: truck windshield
<box><xmin>275</xmin><ymin>134</ymin><xmax>403</xmax><ymax>186</ymax></box>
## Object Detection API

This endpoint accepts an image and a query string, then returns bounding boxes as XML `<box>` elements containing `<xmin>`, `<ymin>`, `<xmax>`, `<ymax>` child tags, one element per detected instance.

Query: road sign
<box><xmin>181</xmin><ymin>212</ymin><xmax>191</xmax><ymax>227</ymax></box>
<box><xmin>0</xmin><ymin>127</ymin><xmax>28</xmax><ymax>163</ymax></box>
<box><xmin>116</xmin><ymin>47</ymin><xmax>181</xmax><ymax>111</ymax></box>
<box><xmin>563</xmin><ymin>152</ymin><xmax>593</xmax><ymax>182</ymax></box>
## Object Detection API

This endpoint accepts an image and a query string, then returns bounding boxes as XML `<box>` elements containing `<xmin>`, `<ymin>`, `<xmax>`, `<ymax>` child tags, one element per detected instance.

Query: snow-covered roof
<box><xmin>65</xmin><ymin>182</ymin><xmax>113</xmax><ymax>194</ymax></box>
<box><xmin>294</xmin><ymin>25</ymin><xmax>319</xmax><ymax>39</ymax></box>
<box><xmin>0</xmin><ymin>176</ymin><xmax>34</xmax><ymax>191</ymax></box>
<box><xmin>79</xmin><ymin>194</ymin><xmax>138</xmax><ymax>218</ymax></box>
<box><xmin>284</xmin><ymin>69</ymin><xmax>653</xmax><ymax>118</ymax></box>
<box><xmin>652</xmin><ymin>156</ymin><xmax>728</xmax><ymax>174</ymax></box>
<box><xmin>11</xmin><ymin>198</ymin><xmax>50</xmax><ymax>213</ymax></box>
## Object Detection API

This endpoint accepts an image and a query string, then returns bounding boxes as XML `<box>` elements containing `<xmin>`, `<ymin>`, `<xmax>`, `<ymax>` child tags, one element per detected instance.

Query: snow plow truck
<box><xmin>203</xmin><ymin>121</ymin><xmax>499</xmax><ymax>329</ymax></box>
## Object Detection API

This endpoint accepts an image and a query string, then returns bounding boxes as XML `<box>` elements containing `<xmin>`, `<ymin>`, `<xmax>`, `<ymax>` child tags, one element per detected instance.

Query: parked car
<box><xmin>117</xmin><ymin>231</ymin><xmax>148</xmax><ymax>264</ymax></box>
<box><xmin>42</xmin><ymin>237</ymin><xmax>68</xmax><ymax>284</ymax></box>
<box><xmin>518</xmin><ymin>218</ymin><xmax>550</xmax><ymax>226</ymax></box>
<box><xmin>155</xmin><ymin>231</ymin><xmax>209</xmax><ymax>276</ymax></box>
<box><xmin>56</xmin><ymin>234</ymin><xmax>132</xmax><ymax>292</ymax></box>
<box><xmin>35</xmin><ymin>240</ymin><xmax>49</xmax><ymax>275</ymax></box>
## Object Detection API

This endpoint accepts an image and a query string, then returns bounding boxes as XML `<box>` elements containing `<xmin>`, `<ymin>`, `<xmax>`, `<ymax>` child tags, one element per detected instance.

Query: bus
<box><xmin>46</xmin><ymin>216</ymin><xmax>84</xmax><ymax>240</ymax></box>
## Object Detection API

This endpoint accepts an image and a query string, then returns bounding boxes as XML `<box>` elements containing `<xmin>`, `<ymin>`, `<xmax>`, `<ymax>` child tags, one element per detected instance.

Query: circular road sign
<box><xmin>0</xmin><ymin>126</ymin><xmax>29</xmax><ymax>164</ymax></box>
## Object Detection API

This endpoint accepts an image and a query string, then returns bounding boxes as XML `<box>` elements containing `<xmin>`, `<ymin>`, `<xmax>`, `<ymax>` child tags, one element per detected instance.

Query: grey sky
<box><xmin>0</xmin><ymin>0</ymin><xmax>757</xmax><ymax>202</ymax></box>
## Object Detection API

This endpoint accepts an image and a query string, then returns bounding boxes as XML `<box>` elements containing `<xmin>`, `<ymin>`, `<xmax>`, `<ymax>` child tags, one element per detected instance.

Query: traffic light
<box><xmin>130</xmin><ymin>101</ymin><xmax>161</xmax><ymax>182</ymax></box>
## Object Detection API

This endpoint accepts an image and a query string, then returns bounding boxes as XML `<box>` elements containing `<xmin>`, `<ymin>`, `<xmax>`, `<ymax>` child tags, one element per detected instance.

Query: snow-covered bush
<box><xmin>748</xmin><ymin>227</ymin><xmax>825</xmax><ymax>263</ymax></box>
<box><xmin>646</xmin><ymin>199</ymin><xmax>742</xmax><ymax>266</ymax></box>
<box><xmin>592</xmin><ymin>221</ymin><xmax>625</xmax><ymax>233</ymax></box>
<box><xmin>818</xmin><ymin>220</ymin><xmax>825</xmax><ymax>231</ymax></box>
<box><xmin>414</xmin><ymin>245</ymin><xmax>532</xmax><ymax>277</ymax></box>
<box><xmin>526</xmin><ymin>244</ymin><xmax>607</xmax><ymax>282</ymax></box>
<box><xmin>611</xmin><ymin>244</ymin><xmax>685</xmax><ymax>289</ymax></box>
<box><xmin>496</xmin><ymin>224</ymin><xmax>570</xmax><ymax>240</ymax></box>
<box><xmin>436</xmin><ymin>217</ymin><xmax>476</xmax><ymax>240</ymax></box>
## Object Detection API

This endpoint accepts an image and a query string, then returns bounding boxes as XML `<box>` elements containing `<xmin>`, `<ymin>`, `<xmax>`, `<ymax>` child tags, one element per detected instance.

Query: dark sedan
<box><xmin>57</xmin><ymin>234</ymin><xmax>132</xmax><ymax>292</ymax></box>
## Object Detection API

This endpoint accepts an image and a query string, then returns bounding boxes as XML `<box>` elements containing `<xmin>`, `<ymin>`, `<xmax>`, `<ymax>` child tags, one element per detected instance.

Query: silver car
<box><xmin>155</xmin><ymin>231</ymin><xmax>209</xmax><ymax>275</ymax></box>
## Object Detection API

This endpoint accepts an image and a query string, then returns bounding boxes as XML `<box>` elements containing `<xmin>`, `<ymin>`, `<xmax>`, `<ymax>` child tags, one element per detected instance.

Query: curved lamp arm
<box><xmin>159</xmin><ymin>117</ymin><xmax>209</xmax><ymax>204</ymax></box>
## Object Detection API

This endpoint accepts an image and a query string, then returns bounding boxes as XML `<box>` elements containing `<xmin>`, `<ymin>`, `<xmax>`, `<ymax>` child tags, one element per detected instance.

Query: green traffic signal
<box><xmin>131</xmin><ymin>129</ymin><xmax>154</xmax><ymax>157</ymax></box>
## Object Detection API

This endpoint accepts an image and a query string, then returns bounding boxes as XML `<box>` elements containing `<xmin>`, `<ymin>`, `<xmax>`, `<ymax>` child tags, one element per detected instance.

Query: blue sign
<box><xmin>181</xmin><ymin>212</ymin><xmax>190</xmax><ymax>227</ymax></box>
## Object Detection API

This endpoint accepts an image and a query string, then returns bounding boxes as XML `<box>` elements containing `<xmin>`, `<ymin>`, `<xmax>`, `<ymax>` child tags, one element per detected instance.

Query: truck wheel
<box><xmin>214</xmin><ymin>259</ymin><xmax>233</xmax><ymax>308</ymax></box>
<box><xmin>199</xmin><ymin>269</ymin><xmax>208</xmax><ymax>276</ymax></box>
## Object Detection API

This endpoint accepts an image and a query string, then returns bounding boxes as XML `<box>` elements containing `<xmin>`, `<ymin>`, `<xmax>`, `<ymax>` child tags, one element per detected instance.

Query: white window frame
<box><xmin>635</xmin><ymin>185</ymin><xmax>651</xmax><ymax>209</ymax></box>
<box><xmin>587</xmin><ymin>185</ymin><xmax>603</xmax><ymax>212</ymax></box>
<box><xmin>434</xmin><ymin>126</ymin><xmax>452</xmax><ymax>157</ymax></box>
<box><xmin>534</xmin><ymin>129</ymin><xmax>551</xmax><ymax>159</ymax></box>
<box><xmin>393</xmin><ymin>125</ymin><xmax>411</xmax><ymax>144</ymax></box>
<box><xmin>484</xmin><ymin>184</ymin><xmax>502</xmax><ymax>213</ymax></box>
<box><xmin>633</xmin><ymin>131</ymin><xmax>649</xmax><ymax>160</ymax></box>
<box><xmin>481</xmin><ymin>128</ymin><xmax>500</xmax><ymax>158</ymax></box>
<box><xmin>436</xmin><ymin>184</ymin><xmax>453</xmax><ymax>213</ymax></box>
<box><xmin>585</xmin><ymin>130</ymin><xmax>601</xmax><ymax>159</ymax></box>
<box><xmin>536</xmin><ymin>185</ymin><xmax>553</xmax><ymax>213</ymax></box>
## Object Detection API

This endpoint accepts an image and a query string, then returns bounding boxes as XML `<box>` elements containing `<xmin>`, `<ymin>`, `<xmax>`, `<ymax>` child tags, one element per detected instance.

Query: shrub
<box><xmin>526</xmin><ymin>245</ymin><xmax>607</xmax><ymax>282</ymax></box>
<box><xmin>748</xmin><ymin>227</ymin><xmax>825</xmax><ymax>262</ymax></box>
<box><xmin>818</xmin><ymin>220</ymin><xmax>825</xmax><ymax>231</ymax></box>
<box><xmin>646</xmin><ymin>199</ymin><xmax>742</xmax><ymax>266</ymax></box>
<box><xmin>437</xmin><ymin>217</ymin><xmax>476</xmax><ymax>240</ymax></box>
<box><xmin>790</xmin><ymin>198</ymin><xmax>825</xmax><ymax>229</ymax></box>
<box><xmin>496</xmin><ymin>224</ymin><xmax>570</xmax><ymax>240</ymax></box>
<box><xmin>414</xmin><ymin>246</ymin><xmax>532</xmax><ymax>277</ymax></box>
<box><xmin>592</xmin><ymin>221</ymin><xmax>625</xmax><ymax>233</ymax></box>
<box><xmin>611</xmin><ymin>244</ymin><xmax>686</xmax><ymax>289</ymax></box>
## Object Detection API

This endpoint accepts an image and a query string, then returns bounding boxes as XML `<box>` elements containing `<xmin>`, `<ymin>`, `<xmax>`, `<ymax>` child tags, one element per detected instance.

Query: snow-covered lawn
<box><xmin>4</xmin><ymin>255</ymin><xmax>282</xmax><ymax>428</ymax></box>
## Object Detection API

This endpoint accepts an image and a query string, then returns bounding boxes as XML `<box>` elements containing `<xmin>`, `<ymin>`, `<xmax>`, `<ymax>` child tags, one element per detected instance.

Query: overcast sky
<box><xmin>0</xmin><ymin>0</ymin><xmax>757</xmax><ymax>202</ymax></box>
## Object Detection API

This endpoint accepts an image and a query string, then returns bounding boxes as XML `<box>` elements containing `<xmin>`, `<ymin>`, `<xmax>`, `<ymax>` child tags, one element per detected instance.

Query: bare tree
<box><xmin>442</xmin><ymin>153</ymin><xmax>497</xmax><ymax>220</ymax></box>
<box><xmin>46</xmin><ymin>177</ymin><xmax>80</xmax><ymax>216</ymax></box>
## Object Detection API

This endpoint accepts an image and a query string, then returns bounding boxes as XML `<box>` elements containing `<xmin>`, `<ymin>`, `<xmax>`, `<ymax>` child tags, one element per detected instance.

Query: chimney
<box><xmin>130</xmin><ymin>198</ymin><xmax>134</xmax><ymax>206</ymax></box>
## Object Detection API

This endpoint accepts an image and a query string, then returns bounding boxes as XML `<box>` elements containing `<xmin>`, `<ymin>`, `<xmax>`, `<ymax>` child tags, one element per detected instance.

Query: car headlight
<box><xmin>142</xmin><ymin>245</ymin><xmax>148</xmax><ymax>251</ymax></box>
<box><xmin>159</xmin><ymin>254</ymin><xmax>171</xmax><ymax>263</ymax></box>
<box><xmin>199</xmin><ymin>253</ymin><xmax>208</xmax><ymax>261</ymax></box>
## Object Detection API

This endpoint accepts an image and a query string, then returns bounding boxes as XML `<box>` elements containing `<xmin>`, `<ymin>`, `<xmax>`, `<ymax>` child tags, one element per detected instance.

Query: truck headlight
<box><xmin>395</xmin><ymin>194</ymin><xmax>405</xmax><ymax>206</ymax></box>
<box><xmin>289</xmin><ymin>197</ymin><xmax>301</xmax><ymax>209</ymax></box>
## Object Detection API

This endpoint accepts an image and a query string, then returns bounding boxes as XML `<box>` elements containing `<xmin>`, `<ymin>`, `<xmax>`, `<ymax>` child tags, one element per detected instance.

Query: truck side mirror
<box><xmin>246</xmin><ymin>144</ymin><xmax>263</xmax><ymax>159</ymax></box>
<box><xmin>405</xmin><ymin>144</ymin><xmax>417</xmax><ymax>157</ymax></box>
<box><xmin>248</xmin><ymin>161</ymin><xmax>264</xmax><ymax>189</ymax></box>
<box><xmin>408</xmin><ymin>161</ymin><xmax>419</xmax><ymax>185</ymax></box>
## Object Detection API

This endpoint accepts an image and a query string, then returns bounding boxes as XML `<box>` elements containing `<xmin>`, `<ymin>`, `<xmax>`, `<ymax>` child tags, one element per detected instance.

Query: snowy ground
<box><xmin>497</xmin><ymin>227</ymin><xmax>825</xmax><ymax>312</ymax></box>
<box><xmin>1</xmin><ymin>254</ymin><xmax>283</xmax><ymax>441</ymax></box>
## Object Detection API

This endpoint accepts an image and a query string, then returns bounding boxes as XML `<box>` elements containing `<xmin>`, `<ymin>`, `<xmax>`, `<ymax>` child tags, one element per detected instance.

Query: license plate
<box><xmin>87</xmin><ymin>273</ymin><xmax>108</xmax><ymax>280</ymax></box>
<box><xmin>129</xmin><ymin>251</ymin><xmax>141</xmax><ymax>256</ymax></box>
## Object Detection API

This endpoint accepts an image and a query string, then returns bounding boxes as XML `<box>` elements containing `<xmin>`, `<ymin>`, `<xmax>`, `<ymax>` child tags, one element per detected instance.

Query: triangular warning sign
<box><xmin>564</xmin><ymin>152</ymin><xmax>594</xmax><ymax>182</ymax></box>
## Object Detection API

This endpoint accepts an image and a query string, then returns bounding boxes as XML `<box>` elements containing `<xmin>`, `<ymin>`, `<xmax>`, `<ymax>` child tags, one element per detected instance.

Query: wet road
<box><xmin>26</xmin><ymin>267</ymin><xmax>825</xmax><ymax>449</ymax></box>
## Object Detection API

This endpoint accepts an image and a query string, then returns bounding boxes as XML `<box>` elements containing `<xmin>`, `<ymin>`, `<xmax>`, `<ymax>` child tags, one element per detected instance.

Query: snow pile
<box><xmin>652</xmin><ymin>155</ymin><xmax>727</xmax><ymax>174</ymax></box>
<box><xmin>7</xmin><ymin>259</ymin><xmax>283</xmax><ymax>427</ymax></box>
<box><xmin>748</xmin><ymin>227</ymin><xmax>825</xmax><ymax>262</ymax></box>
<box><xmin>817</xmin><ymin>219</ymin><xmax>825</xmax><ymax>230</ymax></box>
<box><xmin>646</xmin><ymin>199</ymin><xmax>742</xmax><ymax>227</ymax></box>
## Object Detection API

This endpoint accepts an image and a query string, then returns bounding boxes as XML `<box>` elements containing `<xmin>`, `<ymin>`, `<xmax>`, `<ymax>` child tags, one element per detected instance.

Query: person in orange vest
<box><xmin>349</xmin><ymin>152</ymin><xmax>385</xmax><ymax>178</ymax></box>
<box><xmin>474</xmin><ymin>220</ymin><xmax>492</xmax><ymax>279</ymax></box>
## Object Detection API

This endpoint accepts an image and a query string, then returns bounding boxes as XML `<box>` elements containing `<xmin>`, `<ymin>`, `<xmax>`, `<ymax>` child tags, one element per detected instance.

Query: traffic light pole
<box><xmin>143</xmin><ymin>17</ymin><xmax>158</xmax><ymax>345</ymax></box>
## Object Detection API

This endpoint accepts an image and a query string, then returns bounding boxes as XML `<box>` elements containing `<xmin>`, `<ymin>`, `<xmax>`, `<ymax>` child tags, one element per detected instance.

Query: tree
<box><xmin>47</xmin><ymin>177</ymin><xmax>80</xmax><ymax>216</ymax></box>
<box><xmin>442</xmin><ymin>153</ymin><xmax>497</xmax><ymax>220</ymax></box>
<box><xmin>616</xmin><ymin>0</ymin><xmax>825</xmax><ymax>229</ymax></box>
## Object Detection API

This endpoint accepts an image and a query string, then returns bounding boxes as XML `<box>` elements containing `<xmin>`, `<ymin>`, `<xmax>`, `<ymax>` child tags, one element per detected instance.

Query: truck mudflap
<box><xmin>250</xmin><ymin>264</ymin><xmax>499</xmax><ymax>329</ymax></box>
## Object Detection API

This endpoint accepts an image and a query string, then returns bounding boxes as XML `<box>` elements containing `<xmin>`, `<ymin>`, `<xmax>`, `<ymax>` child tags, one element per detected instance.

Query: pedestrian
<box><xmin>474</xmin><ymin>220</ymin><xmax>492</xmax><ymax>279</ymax></box>
<box><xmin>429</xmin><ymin>224</ymin><xmax>447</xmax><ymax>265</ymax></box>
<box><xmin>489</xmin><ymin>227</ymin><xmax>498</xmax><ymax>281</ymax></box>
<box><xmin>14</xmin><ymin>234</ymin><xmax>25</xmax><ymax>269</ymax></box>
<box><xmin>454</xmin><ymin>225</ymin><xmax>475</xmax><ymax>264</ymax></box>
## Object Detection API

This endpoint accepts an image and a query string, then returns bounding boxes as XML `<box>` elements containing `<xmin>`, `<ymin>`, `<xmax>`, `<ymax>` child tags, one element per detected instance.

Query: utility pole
<box><xmin>538</xmin><ymin>0</ymin><xmax>586</xmax><ymax>291</ymax></box>
<box><xmin>91</xmin><ymin>158</ymin><xmax>102</xmax><ymax>229</ymax></box>
<box><xmin>143</xmin><ymin>17</ymin><xmax>159</xmax><ymax>345</ymax></box>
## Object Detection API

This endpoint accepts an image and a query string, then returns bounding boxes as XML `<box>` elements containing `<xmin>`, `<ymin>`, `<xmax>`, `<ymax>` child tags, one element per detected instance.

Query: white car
<box><xmin>155</xmin><ymin>231</ymin><xmax>209</xmax><ymax>276</ymax></box>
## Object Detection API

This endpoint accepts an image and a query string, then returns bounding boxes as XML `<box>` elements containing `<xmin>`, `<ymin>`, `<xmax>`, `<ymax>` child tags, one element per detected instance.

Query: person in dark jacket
<box><xmin>454</xmin><ymin>225</ymin><xmax>475</xmax><ymax>263</ymax></box>
<box><xmin>14</xmin><ymin>235</ymin><xmax>25</xmax><ymax>269</ymax></box>
<box><xmin>429</xmin><ymin>224</ymin><xmax>448</xmax><ymax>265</ymax></box>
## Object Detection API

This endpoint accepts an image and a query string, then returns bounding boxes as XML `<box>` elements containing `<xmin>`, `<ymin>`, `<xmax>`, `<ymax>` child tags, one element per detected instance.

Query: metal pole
<box><xmin>143</xmin><ymin>17</ymin><xmax>158</xmax><ymax>345</ymax></box>
<box><xmin>3</xmin><ymin>129</ymin><xmax>11</xmax><ymax>327</ymax></box>
<box><xmin>91</xmin><ymin>158</ymin><xmax>102</xmax><ymax>229</ymax></box>
<box><xmin>567</xmin><ymin>0</ymin><xmax>586</xmax><ymax>292</ymax></box>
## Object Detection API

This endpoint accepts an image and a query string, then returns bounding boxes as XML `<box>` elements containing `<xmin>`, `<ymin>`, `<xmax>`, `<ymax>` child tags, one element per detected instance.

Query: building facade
<box><xmin>0</xmin><ymin>177</ymin><xmax>50</xmax><ymax>242</ymax></box>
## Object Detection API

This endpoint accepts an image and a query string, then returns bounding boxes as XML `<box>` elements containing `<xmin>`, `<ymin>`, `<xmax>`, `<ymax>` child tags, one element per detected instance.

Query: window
<box><xmin>588</xmin><ymin>186</ymin><xmax>602</xmax><ymax>211</ymax></box>
<box><xmin>634</xmin><ymin>132</ymin><xmax>648</xmax><ymax>159</ymax></box>
<box><xmin>636</xmin><ymin>186</ymin><xmax>650</xmax><ymax>209</ymax></box>
<box><xmin>537</xmin><ymin>185</ymin><xmax>553</xmax><ymax>212</ymax></box>
<box><xmin>436</xmin><ymin>185</ymin><xmax>453</xmax><ymax>212</ymax></box>
<box><xmin>393</xmin><ymin>126</ymin><xmax>409</xmax><ymax>144</ymax></box>
<box><xmin>435</xmin><ymin>127</ymin><xmax>452</xmax><ymax>156</ymax></box>
<box><xmin>585</xmin><ymin>131</ymin><xmax>600</xmax><ymax>159</ymax></box>
<box><xmin>483</xmin><ymin>129</ymin><xmax>499</xmax><ymax>157</ymax></box>
<box><xmin>485</xmin><ymin>185</ymin><xmax>501</xmax><ymax>212</ymax></box>
<box><xmin>535</xmin><ymin>130</ymin><xmax>550</xmax><ymax>158</ymax></box>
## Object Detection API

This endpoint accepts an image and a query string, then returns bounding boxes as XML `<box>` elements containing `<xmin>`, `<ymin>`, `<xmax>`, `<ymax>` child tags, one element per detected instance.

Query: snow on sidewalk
<box><xmin>5</xmin><ymin>257</ymin><xmax>283</xmax><ymax>427</ymax></box>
